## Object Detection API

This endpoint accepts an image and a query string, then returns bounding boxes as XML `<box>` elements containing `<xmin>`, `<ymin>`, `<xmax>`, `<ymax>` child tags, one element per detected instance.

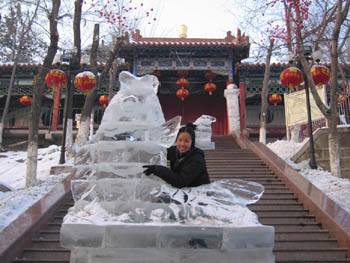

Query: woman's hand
<box><xmin>142</xmin><ymin>165</ymin><xmax>157</xmax><ymax>176</ymax></box>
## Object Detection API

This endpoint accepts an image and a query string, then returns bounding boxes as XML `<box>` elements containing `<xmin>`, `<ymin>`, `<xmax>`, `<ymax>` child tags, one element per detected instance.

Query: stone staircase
<box><xmin>12</xmin><ymin>194</ymin><xmax>73</xmax><ymax>263</ymax></box>
<box><xmin>11</xmin><ymin>135</ymin><xmax>350</xmax><ymax>263</ymax></box>
<box><xmin>291</xmin><ymin>126</ymin><xmax>350</xmax><ymax>179</ymax></box>
<box><xmin>209</xmin><ymin>135</ymin><xmax>350</xmax><ymax>263</ymax></box>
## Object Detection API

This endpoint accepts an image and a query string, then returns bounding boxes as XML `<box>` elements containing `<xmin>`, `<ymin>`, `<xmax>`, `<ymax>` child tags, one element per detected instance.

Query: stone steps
<box><xmin>11</xmin><ymin>135</ymin><xmax>350</xmax><ymax>262</ymax></box>
<box><xmin>210</xmin><ymin>135</ymin><xmax>350</xmax><ymax>262</ymax></box>
<box><xmin>12</xmin><ymin>195</ymin><xmax>74</xmax><ymax>262</ymax></box>
<box><xmin>16</xmin><ymin>248</ymin><xmax>70</xmax><ymax>261</ymax></box>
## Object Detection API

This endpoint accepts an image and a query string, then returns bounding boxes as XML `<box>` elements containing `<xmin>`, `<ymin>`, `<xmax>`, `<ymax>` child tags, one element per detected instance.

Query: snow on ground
<box><xmin>267</xmin><ymin>140</ymin><xmax>350</xmax><ymax>213</ymax></box>
<box><xmin>0</xmin><ymin>145</ymin><xmax>70</xmax><ymax>232</ymax></box>
<box><xmin>0</xmin><ymin>139</ymin><xmax>350</xmax><ymax>233</ymax></box>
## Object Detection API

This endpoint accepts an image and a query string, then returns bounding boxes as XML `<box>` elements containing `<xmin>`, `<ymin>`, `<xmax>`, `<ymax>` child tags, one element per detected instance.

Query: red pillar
<box><xmin>239</xmin><ymin>82</ymin><xmax>246</xmax><ymax>133</ymax></box>
<box><xmin>51</xmin><ymin>87</ymin><xmax>61</xmax><ymax>131</ymax></box>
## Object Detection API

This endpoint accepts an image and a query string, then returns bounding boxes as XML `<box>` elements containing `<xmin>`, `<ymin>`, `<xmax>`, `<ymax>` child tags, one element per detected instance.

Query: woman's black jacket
<box><xmin>151</xmin><ymin>146</ymin><xmax>210</xmax><ymax>188</ymax></box>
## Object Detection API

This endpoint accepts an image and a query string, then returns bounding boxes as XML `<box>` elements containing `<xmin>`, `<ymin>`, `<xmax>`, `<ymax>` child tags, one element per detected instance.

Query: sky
<box><xmin>79</xmin><ymin>0</ymin><xmax>242</xmax><ymax>48</ymax></box>
<box><xmin>141</xmin><ymin>0</ymin><xmax>239</xmax><ymax>39</ymax></box>
<box><xmin>1</xmin><ymin>137</ymin><xmax>350</xmax><ymax>233</ymax></box>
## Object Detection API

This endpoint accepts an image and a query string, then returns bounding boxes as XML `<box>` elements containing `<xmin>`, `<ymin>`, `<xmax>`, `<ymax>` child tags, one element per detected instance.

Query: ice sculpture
<box><xmin>60</xmin><ymin>71</ymin><xmax>275</xmax><ymax>263</ymax></box>
<box><xmin>194</xmin><ymin>114</ymin><xmax>216</xmax><ymax>149</ymax></box>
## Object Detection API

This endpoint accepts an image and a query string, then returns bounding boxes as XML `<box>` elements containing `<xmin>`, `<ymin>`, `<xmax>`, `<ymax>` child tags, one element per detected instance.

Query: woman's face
<box><xmin>176</xmin><ymin>132</ymin><xmax>192</xmax><ymax>153</ymax></box>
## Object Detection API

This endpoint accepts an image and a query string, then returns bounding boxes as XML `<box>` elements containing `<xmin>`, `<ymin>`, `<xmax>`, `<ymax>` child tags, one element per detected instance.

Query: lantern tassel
<box><xmin>84</xmin><ymin>90</ymin><xmax>89</xmax><ymax>96</ymax></box>
<box><xmin>51</xmin><ymin>85</ymin><xmax>57</xmax><ymax>93</ymax></box>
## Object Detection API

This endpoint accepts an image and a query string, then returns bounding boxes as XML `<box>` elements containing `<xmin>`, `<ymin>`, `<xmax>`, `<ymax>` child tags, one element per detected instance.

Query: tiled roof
<box><xmin>128</xmin><ymin>29</ymin><xmax>250</xmax><ymax>47</ymax></box>
<box><xmin>235</xmin><ymin>62</ymin><xmax>338</xmax><ymax>68</ymax></box>
<box><xmin>236</xmin><ymin>63</ymin><xmax>289</xmax><ymax>68</ymax></box>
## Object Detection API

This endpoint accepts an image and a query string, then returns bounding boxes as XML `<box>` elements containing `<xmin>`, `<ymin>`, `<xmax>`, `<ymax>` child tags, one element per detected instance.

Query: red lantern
<box><xmin>311</xmin><ymin>65</ymin><xmax>330</xmax><ymax>87</ymax></box>
<box><xmin>337</xmin><ymin>94</ymin><xmax>347</xmax><ymax>105</ymax></box>
<box><xmin>177</xmin><ymin>70</ymin><xmax>189</xmax><ymax>78</ymax></box>
<box><xmin>204</xmin><ymin>82</ymin><xmax>216</xmax><ymax>95</ymax></box>
<box><xmin>269</xmin><ymin>94</ymin><xmax>282</xmax><ymax>106</ymax></box>
<box><xmin>176</xmin><ymin>88</ymin><xmax>189</xmax><ymax>101</ymax></box>
<box><xmin>176</xmin><ymin>78</ymin><xmax>189</xmax><ymax>89</ymax></box>
<box><xmin>19</xmin><ymin>95</ymin><xmax>32</xmax><ymax>106</ymax></box>
<box><xmin>280</xmin><ymin>67</ymin><xmax>303</xmax><ymax>91</ymax></box>
<box><xmin>152</xmin><ymin>71</ymin><xmax>161</xmax><ymax>79</ymax></box>
<box><xmin>204</xmin><ymin>71</ymin><xmax>216</xmax><ymax>82</ymax></box>
<box><xmin>74</xmin><ymin>71</ymin><xmax>96</xmax><ymax>95</ymax></box>
<box><xmin>99</xmin><ymin>95</ymin><xmax>109</xmax><ymax>108</ymax></box>
<box><xmin>152</xmin><ymin>71</ymin><xmax>161</xmax><ymax>89</ymax></box>
<box><xmin>45</xmin><ymin>69</ymin><xmax>67</xmax><ymax>92</ymax></box>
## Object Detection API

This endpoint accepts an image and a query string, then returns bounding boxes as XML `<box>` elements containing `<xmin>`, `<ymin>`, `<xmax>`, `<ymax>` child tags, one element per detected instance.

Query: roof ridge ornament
<box><xmin>132</xmin><ymin>29</ymin><xmax>142</xmax><ymax>41</ymax></box>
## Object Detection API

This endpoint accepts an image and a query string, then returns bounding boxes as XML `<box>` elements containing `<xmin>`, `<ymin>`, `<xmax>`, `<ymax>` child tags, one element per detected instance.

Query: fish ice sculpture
<box><xmin>92</xmin><ymin>71</ymin><xmax>180</xmax><ymax>146</ymax></box>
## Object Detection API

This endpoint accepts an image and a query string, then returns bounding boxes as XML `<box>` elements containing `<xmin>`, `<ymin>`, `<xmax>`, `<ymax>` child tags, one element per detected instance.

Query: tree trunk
<box><xmin>108</xmin><ymin>61</ymin><xmax>117</xmax><ymax>100</ymax></box>
<box><xmin>0</xmin><ymin>0</ymin><xmax>40</xmax><ymax>151</ymax></box>
<box><xmin>283</xmin><ymin>1</ymin><xmax>293</xmax><ymax>53</ymax></box>
<box><xmin>0</xmin><ymin>62</ymin><xmax>18</xmax><ymax>151</ymax></box>
<box><xmin>74</xmin><ymin>25</ymin><xmax>126</xmax><ymax>146</ymax></box>
<box><xmin>326</xmin><ymin>0</ymin><xmax>348</xmax><ymax>177</ymax></box>
<box><xmin>75</xmin><ymin>24</ymin><xmax>100</xmax><ymax>147</ymax></box>
<box><xmin>259</xmin><ymin>39</ymin><xmax>274</xmax><ymax>144</ymax></box>
<box><xmin>328</xmin><ymin>118</ymin><xmax>341</xmax><ymax>177</ymax></box>
<box><xmin>89</xmin><ymin>110</ymin><xmax>95</xmax><ymax>140</ymax></box>
<box><xmin>65</xmin><ymin>0</ymin><xmax>82</xmax><ymax>160</ymax></box>
<box><xmin>26</xmin><ymin>0</ymin><xmax>61</xmax><ymax>187</ymax></box>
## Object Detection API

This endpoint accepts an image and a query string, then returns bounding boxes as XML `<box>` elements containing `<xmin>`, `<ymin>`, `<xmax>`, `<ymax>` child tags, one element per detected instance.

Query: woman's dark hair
<box><xmin>176</xmin><ymin>123</ymin><xmax>197</xmax><ymax>149</ymax></box>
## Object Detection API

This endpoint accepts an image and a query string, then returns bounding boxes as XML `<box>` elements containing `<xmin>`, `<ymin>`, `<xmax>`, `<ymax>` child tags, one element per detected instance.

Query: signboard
<box><xmin>284</xmin><ymin>86</ymin><xmax>327</xmax><ymax>127</ymax></box>
<box><xmin>136</xmin><ymin>57</ymin><xmax>229</xmax><ymax>75</ymax></box>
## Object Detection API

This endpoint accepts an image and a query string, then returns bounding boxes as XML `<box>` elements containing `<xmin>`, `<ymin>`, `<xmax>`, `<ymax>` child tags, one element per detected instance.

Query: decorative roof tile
<box><xmin>128</xmin><ymin>29</ymin><xmax>250</xmax><ymax>47</ymax></box>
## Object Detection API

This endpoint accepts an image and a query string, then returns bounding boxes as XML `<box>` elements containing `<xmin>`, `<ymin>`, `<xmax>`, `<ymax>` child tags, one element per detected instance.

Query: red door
<box><xmin>158</xmin><ymin>94</ymin><xmax>227</xmax><ymax>135</ymax></box>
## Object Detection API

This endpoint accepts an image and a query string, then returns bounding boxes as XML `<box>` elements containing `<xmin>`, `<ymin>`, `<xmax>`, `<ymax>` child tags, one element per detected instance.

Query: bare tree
<box><xmin>231</xmin><ymin>0</ymin><xmax>288</xmax><ymax>62</ymax></box>
<box><xmin>64</xmin><ymin>0</ymin><xmax>83</xmax><ymax>161</ymax></box>
<box><xmin>26</xmin><ymin>0</ymin><xmax>61</xmax><ymax>187</ymax></box>
<box><xmin>0</xmin><ymin>0</ymin><xmax>47</xmax><ymax>64</ymax></box>
<box><xmin>0</xmin><ymin>0</ymin><xmax>41</xmax><ymax>151</ymax></box>
<box><xmin>295</xmin><ymin>0</ymin><xmax>350</xmax><ymax>177</ymax></box>
<box><xmin>74</xmin><ymin>0</ymin><xmax>157</xmax><ymax>147</ymax></box>
<box><xmin>74</xmin><ymin>29</ymin><xmax>126</xmax><ymax>147</ymax></box>
<box><xmin>232</xmin><ymin>0</ymin><xmax>350</xmax><ymax>176</ymax></box>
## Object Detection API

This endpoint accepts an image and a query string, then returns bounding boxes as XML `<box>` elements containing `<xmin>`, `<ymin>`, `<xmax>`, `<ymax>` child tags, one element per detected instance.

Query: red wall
<box><xmin>158</xmin><ymin>94</ymin><xmax>227</xmax><ymax>135</ymax></box>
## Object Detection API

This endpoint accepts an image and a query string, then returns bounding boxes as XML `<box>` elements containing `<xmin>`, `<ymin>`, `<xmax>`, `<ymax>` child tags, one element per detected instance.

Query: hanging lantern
<box><xmin>152</xmin><ymin>71</ymin><xmax>161</xmax><ymax>89</ymax></box>
<box><xmin>152</xmin><ymin>71</ymin><xmax>161</xmax><ymax>79</ymax></box>
<box><xmin>311</xmin><ymin>65</ymin><xmax>330</xmax><ymax>87</ymax></box>
<box><xmin>226</xmin><ymin>77</ymin><xmax>233</xmax><ymax>86</ymax></box>
<box><xmin>269</xmin><ymin>94</ymin><xmax>282</xmax><ymax>106</ymax></box>
<box><xmin>280</xmin><ymin>67</ymin><xmax>303</xmax><ymax>91</ymax></box>
<box><xmin>204</xmin><ymin>82</ymin><xmax>217</xmax><ymax>95</ymax></box>
<box><xmin>204</xmin><ymin>71</ymin><xmax>216</xmax><ymax>82</ymax></box>
<box><xmin>177</xmin><ymin>70</ymin><xmax>189</xmax><ymax>78</ymax></box>
<box><xmin>337</xmin><ymin>94</ymin><xmax>347</xmax><ymax>105</ymax></box>
<box><xmin>74</xmin><ymin>71</ymin><xmax>96</xmax><ymax>95</ymax></box>
<box><xmin>176</xmin><ymin>77</ymin><xmax>189</xmax><ymax>89</ymax></box>
<box><xmin>19</xmin><ymin>95</ymin><xmax>32</xmax><ymax>106</ymax></box>
<box><xmin>45</xmin><ymin>69</ymin><xmax>67</xmax><ymax>92</ymax></box>
<box><xmin>176</xmin><ymin>88</ymin><xmax>189</xmax><ymax>101</ymax></box>
<box><xmin>99</xmin><ymin>95</ymin><xmax>109</xmax><ymax>108</ymax></box>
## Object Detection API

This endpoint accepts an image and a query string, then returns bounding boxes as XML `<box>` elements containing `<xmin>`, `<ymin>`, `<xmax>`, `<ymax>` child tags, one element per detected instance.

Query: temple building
<box><xmin>120</xmin><ymin>27</ymin><xmax>251</xmax><ymax>135</ymax></box>
<box><xmin>0</xmin><ymin>26</ymin><xmax>349</xmax><ymax>139</ymax></box>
